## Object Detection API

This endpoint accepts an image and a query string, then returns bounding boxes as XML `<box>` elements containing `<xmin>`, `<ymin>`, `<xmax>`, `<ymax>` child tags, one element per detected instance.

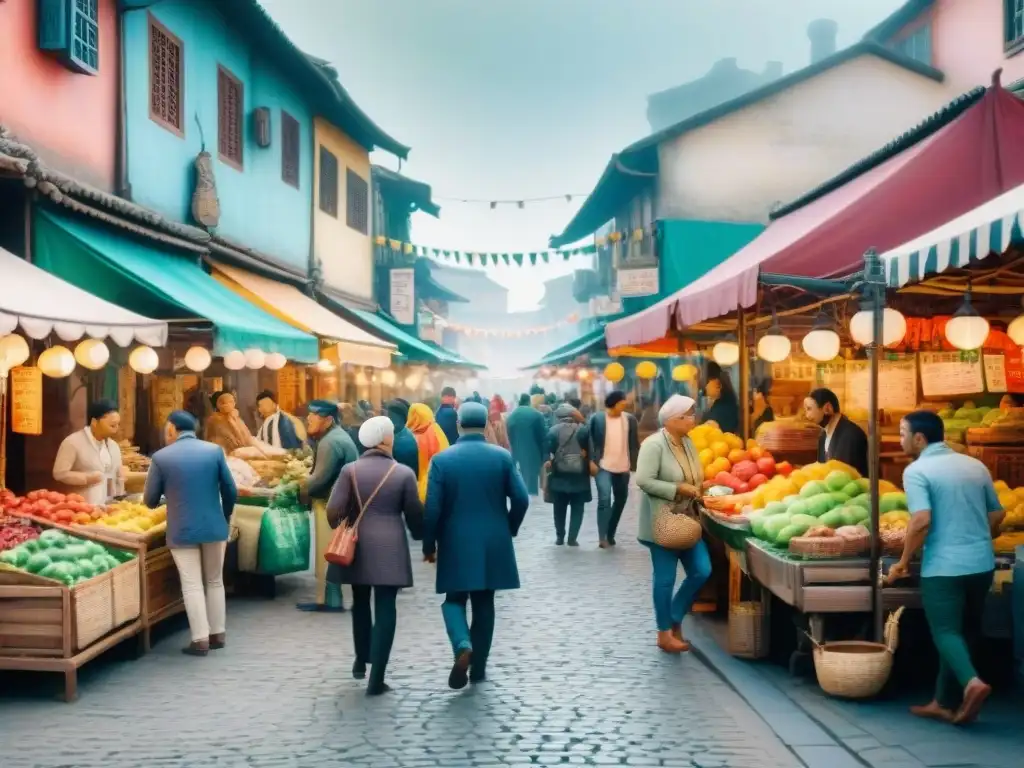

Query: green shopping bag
<box><xmin>257</xmin><ymin>506</ymin><xmax>311</xmax><ymax>575</ymax></box>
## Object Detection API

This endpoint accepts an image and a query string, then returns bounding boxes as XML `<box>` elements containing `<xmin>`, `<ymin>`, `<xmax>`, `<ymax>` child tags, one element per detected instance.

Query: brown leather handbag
<box><xmin>324</xmin><ymin>464</ymin><xmax>397</xmax><ymax>566</ymax></box>
<box><xmin>651</xmin><ymin>432</ymin><xmax>704</xmax><ymax>551</ymax></box>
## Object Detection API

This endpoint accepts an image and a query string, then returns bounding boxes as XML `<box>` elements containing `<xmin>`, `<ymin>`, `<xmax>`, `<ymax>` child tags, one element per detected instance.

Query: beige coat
<box><xmin>52</xmin><ymin>428</ymin><xmax>125</xmax><ymax>506</ymax></box>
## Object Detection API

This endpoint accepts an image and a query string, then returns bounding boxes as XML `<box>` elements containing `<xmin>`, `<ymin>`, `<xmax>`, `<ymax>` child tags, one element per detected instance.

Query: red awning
<box><xmin>606</xmin><ymin>81</ymin><xmax>1024</xmax><ymax>347</ymax></box>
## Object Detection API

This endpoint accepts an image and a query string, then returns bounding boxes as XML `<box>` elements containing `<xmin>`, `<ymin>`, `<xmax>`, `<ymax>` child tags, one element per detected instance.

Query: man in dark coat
<box><xmin>506</xmin><ymin>393</ymin><xmax>547</xmax><ymax>495</ymax></box>
<box><xmin>423</xmin><ymin>402</ymin><xmax>529</xmax><ymax>690</ymax></box>
<box><xmin>435</xmin><ymin>387</ymin><xmax>460</xmax><ymax>446</ymax></box>
<box><xmin>589</xmin><ymin>390</ymin><xmax>640</xmax><ymax>548</ymax></box>
<box><xmin>804</xmin><ymin>387</ymin><xmax>869</xmax><ymax>477</ymax></box>
<box><xmin>385</xmin><ymin>399</ymin><xmax>420</xmax><ymax>479</ymax></box>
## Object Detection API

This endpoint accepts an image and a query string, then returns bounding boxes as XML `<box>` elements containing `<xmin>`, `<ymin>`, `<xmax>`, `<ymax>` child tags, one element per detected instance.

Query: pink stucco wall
<box><xmin>0</xmin><ymin>0</ymin><xmax>119</xmax><ymax>190</ymax></box>
<box><xmin>926</xmin><ymin>0</ymin><xmax>1024</xmax><ymax>91</ymax></box>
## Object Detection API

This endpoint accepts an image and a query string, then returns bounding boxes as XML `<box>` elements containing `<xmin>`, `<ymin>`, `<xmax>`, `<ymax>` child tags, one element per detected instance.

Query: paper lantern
<box><xmin>1009</xmin><ymin>315</ymin><xmax>1024</xmax><ymax>346</ymax></box>
<box><xmin>223</xmin><ymin>350</ymin><xmax>246</xmax><ymax>370</ymax></box>
<box><xmin>38</xmin><ymin>345</ymin><xmax>76</xmax><ymax>378</ymax></box>
<box><xmin>128</xmin><ymin>345</ymin><xmax>159</xmax><ymax>374</ymax></box>
<box><xmin>672</xmin><ymin>363</ymin><xmax>697</xmax><ymax>381</ymax></box>
<box><xmin>381</xmin><ymin>369</ymin><xmax>398</xmax><ymax>386</ymax></box>
<box><xmin>801</xmin><ymin>313</ymin><xmax>841</xmax><ymax>362</ymax></box>
<box><xmin>756</xmin><ymin>314</ymin><xmax>791</xmax><ymax>363</ymax></box>
<box><xmin>604</xmin><ymin>362</ymin><xmax>625</xmax><ymax>383</ymax></box>
<box><xmin>317</xmin><ymin>358</ymin><xmax>336</xmax><ymax>372</ymax></box>
<box><xmin>944</xmin><ymin>294</ymin><xmax>989</xmax><ymax>351</ymax></box>
<box><xmin>0</xmin><ymin>334</ymin><xmax>30</xmax><ymax>369</ymax></box>
<box><xmin>264</xmin><ymin>352</ymin><xmax>287</xmax><ymax>371</ymax></box>
<box><xmin>244</xmin><ymin>348</ymin><xmax>266</xmax><ymax>369</ymax></box>
<box><xmin>635</xmin><ymin>361</ymin><xmax>658</xmax><ymax>380</ymax></box>
<box><xmin>74</xmin><ymin>339</ymin><xmax>109</xmax><ymax>370</ymax></box>
<box><xmin>712</xmin><ymin>342</ymin><xmax>740</xmax><ymax>366</ymax></box>
<box><xmin>184</xmin><ymin>346</ymin><xmax>212</xmax><ymax>372</ymax></box>
<box><xmin>849</xmin><ymin>308</ymin><xmax>907</xmax><ymax>347</ymax></box>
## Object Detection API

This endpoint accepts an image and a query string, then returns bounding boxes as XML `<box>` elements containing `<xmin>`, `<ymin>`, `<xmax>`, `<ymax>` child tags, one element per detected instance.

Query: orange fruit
<box><xmin>712</xmin><ymin>441</ymin><xmax>730</xmax><ymax>458</ymax></box>
<box><xmin>724</xmin><ymin>433</ymin><xmax>744</xmax><ymax>450</ymax></box>
<box><xmin>748</xmin><ymin>445</ymin><xmax>764</xmax><ymax>461</ymax></box>
<box><xmin>727</xmin><ymin>449</ymin><xmax>749</xmax><ymax>465</ymax></box>
<box><xmin>698</xmin><ymin>448</ymin><xmax>715</xmax><ymax>467</ymax></box>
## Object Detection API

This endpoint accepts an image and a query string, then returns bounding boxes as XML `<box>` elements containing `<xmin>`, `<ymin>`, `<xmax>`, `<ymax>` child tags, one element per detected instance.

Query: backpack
<box><xmin>552</xmin><ymin>422</ymin><xmax>584</xmax><ymax>474</ymax></box>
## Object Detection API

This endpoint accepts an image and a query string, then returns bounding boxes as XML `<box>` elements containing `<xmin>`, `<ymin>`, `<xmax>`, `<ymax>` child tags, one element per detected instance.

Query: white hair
<box><xmin>658</xmin><ymin>395</ymin><xmax>696</xmax><ymax>426</ymax></box>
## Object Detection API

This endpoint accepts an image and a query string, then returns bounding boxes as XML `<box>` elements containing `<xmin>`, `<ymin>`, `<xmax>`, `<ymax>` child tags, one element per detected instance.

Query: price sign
<box><xmin>10</xmin><ymin>366</ymin><xmax>42</xmax><ymax>435</ymax></box>
<box><xmin>1004</xmin><ymin>349</ymin><xmax>1024</xmax><ymax>393</ymax></box>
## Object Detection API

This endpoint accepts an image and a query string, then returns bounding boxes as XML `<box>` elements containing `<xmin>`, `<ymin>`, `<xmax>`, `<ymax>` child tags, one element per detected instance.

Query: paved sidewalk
<box><xmin>0</xmin><ymin>491</ymin><xmax>806</xmax><ymax>768</ymax></box>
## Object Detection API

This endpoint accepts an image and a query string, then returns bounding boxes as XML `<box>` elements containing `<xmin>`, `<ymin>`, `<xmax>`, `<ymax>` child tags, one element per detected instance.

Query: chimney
<box><xmin>808</xmin><ymin>18</ymin><xmax>838</xmax><ymax>64</ymax></box>
<box><xmin>762</xmin><ymin>61</ymin><xmax>783</xmax><ymax>81</ymax></box>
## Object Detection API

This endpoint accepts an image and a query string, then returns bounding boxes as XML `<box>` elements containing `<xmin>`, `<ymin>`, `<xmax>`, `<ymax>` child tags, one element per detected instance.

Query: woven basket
<box><xmin>812</xmin><ymin>607</ymin><xmax>904</xmax><ymax>699</ymax></box>
<box><xmin>652</xmin><ymin>505</ymin><xmax>702</xmax><ymax>550</ymax></box>
<box><xmin>837</xmin><ymin>533</ymin><xmax>870</xmax><ymax>557</ymax></box>
<box><xmin>789</xmin><ymin>536</ymin><xmax>844</xmax><ymax>559</ymax></box>
<box><xmin>728</xmin><ymin>601</ymin><xmax>767</xmax><ymax>659</ymax></box>
<box><xmin>110</xmin><ymin>559</ymin><xmax>142</xmax><ymax>627</ymax></box>
<box><xmin>72</xmin><ymin>572</ymin><xmax>115</xmax><ymax>651</ymax></box>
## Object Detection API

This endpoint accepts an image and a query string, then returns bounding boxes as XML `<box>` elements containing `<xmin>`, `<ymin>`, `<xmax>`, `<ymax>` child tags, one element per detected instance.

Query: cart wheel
<box><xmin>62</xmin><ymin>669</ymin><xmax>78</xmax><ymax>702</ymax></box>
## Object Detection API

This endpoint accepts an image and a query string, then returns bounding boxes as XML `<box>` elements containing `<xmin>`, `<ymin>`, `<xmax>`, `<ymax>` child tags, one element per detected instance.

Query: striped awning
<box><xmin>883</xmin><ymin>181</ymin><xmax>1024</xmax><ymax>288</ymax></box>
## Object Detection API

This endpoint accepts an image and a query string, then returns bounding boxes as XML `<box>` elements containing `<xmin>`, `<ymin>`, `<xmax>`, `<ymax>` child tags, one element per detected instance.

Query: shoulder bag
<box><xmin>651</xmin><ymin>431</ymin><xmax>704</xmax><ymax>551</ymax></box>
<box><xmin>324</xmin><ymin>463</ymin><xmax>398</xmax><ymax>566</ymax></box>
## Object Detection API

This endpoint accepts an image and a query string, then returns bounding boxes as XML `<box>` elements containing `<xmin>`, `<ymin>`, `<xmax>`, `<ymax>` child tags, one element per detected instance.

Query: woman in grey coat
<box><xmin>327</xmin><ymin>416</ymin><xmax>423</xmax><ymax>695</ymax></box>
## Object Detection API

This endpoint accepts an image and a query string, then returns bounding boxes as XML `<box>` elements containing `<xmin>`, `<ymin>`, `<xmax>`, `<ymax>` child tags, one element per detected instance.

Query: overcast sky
<box><xmin>260</xmin><ymin>0</ymin><xmax>904</xmax><ymax>310</ymax></box>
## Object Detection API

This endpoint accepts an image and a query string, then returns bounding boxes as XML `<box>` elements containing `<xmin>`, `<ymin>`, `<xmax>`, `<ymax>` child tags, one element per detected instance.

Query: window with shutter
<box><xmin>1007</xmin><ymin>0</ymin><xmax>1024</xmax><ymax>49</ymax></box>
<box><xmin>281</xmin><ymin>111</ymin><xmax>300</xmax><ymax>188</ymax></box>
<box><xmin>346</xmin><ymin>169</ymin><xmax>369</xmax><ymax>235</ymax></box>
<box><xmin>319</xmin><ymin>146</ymin><xmax>339</xmax><ymax>217</ymax></box>
<box><xmin>148</xmin><ymin>15</ymin><xmax>183</xmax><ymax>136</ymax></box>
<box><xmin>217</xmin><ymin>66</ymin><xmax>244</xmax><ymax>169</ymax></box>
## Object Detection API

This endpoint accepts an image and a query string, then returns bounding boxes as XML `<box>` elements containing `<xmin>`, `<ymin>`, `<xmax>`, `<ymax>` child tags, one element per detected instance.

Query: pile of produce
<box><xmin>994</xmin><ymin>481</ymin><xmax>1024</xmax><ymax>530</ymax></box>
<box><xmin>994</xmin><ymin>530</ymin><xmax>1024</xmax><ymax>554</ymax></box>
<box><xmin>0</xmin><ymin>529</ymin><xmax>136</xmax><ymax>586</ymax></box>
<box><xmin>0</xmin><ymin>488</ymin><xmax>103</xmax><ymax>525</ymax></box>
<box><xmin>937</xmin><ymin>403</ymin><xmax>993</xmax><ymax>442</ymax></box>
<box><xmin>119</xmin><ymin>441</ymin><xmax>151</xmax><ymax>473</ymax></box>
<box><xmin>692</xmin><ymin>425</ymin><xmax>792</xmax><ymax>494</ymax></box>
<box><xmin>91</xmin><ymin>500</ymin><xmax>166</xmax><ymax>534</ymax></box>
<box><xmin>279</xmin><ymin>450</ymin><xmax>313</xmax><ymax>486</ymax></box>
<box><xmin>226</xmin><ymin>455</ymin><xmax>263</xmax><ymax>488</ymax></box>
<box><xmin>0</xmin><ymin>515</ymin><xmax>40</xmax><ymax>552</ymax></box>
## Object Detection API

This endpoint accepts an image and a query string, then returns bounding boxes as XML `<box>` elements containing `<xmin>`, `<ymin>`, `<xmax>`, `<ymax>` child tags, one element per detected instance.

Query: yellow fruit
<box><xmin>712</xmin><ymin>441</ymin><xmax>730</xmax><ymax>459</ymax></box>
<box><xmin>135</xmin><ymin>518</ymin><xmax>154</xmax><ymax>531</ymax></box>
<box><xmin>724</xmin><ymin>433</ymin><xmax>744</xmax><ymax>451</ymax></box>
<box><xmin>698</xmin><ymin>448</ymin><xmax>715</xmax><ymax>467</ymax></box>
<box><xmin>746</xmin><ymin>438</ymin><xmax>759</xmax><ymax>449</ymax></box>
<box><xmin>690</xmin><ymin>434</ymin><xmax>709</xmax><ymax>452</ymax></box>
<box><xmin>878</xmin><ymin>479</ymin><xmax>900</xmax><ymax>495</ymax></box>
<box><xmin>825</xmin><ymin>459</ymin><xmax>862</xmax><ymax>480</ymax></box>
<box><xmin>994</xmin><ymin>480</ymin><xmax>1010</xmax><ymax>493</ymax></box>
<box><xmin>998</xmin><ymin>491</ymin><xmax>1017</xmax><ymax>510</ymax></box>
<box><xmin>790</xmin><ymin>470</ymin><xmax>809</xmax><ymax>489</ymax></box>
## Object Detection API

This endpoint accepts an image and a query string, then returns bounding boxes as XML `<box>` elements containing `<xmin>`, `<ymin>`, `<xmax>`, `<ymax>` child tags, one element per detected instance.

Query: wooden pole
<box><xmin>865</xmin><ymin>249</ymin><xmax>885</xmax><ymax>642</ymax></box>
<box><xmin>738</xmin><ymin>306</ymin><xmax>750</xmax><ymax>441</ymax></box>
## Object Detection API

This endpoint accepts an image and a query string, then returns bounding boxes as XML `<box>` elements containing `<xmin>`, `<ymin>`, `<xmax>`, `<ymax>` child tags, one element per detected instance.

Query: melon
<box><xmin>825</xmin><ymin>470</ymin><xmax>853</xmax><ymax>492</ymax></box>
<box><xmin>750</xmin><ymin>513</ymin><xmax>767</xmax><ymax>539</ymax></box>
<box><xmin>841</xmin><ymin>481</ymin><xmax>862</xmax><ymax>499</ymax></box>
<box><xmin>805</xmin><ymin>495</ymin><xmax>833</xmax><ymax>518</ymax></box>
<box><xmin>763</xmin><ymin>501</ymin><xmax>789</xmax><ymax>517</ymax></box>
<box><xmin>783</xmin><ymin>495</ymin><xmax>801</xmax><ymax>505</ymax></box>
<box><xmin>880</xmin><ymin>491</ymin><xmax>909</xmax><ymax>514</ymax></box>
<box><xmin>849</xmin><ymin>505</ymin><xmax>870</xmax><ymax>524</ymax></box>
<box><xmin>799</xmin><ymin>481</ymin><xmax>828</xmax><ymax>499</ymax></box>
<box><xmin>763</xmin><ymin>514</ymin><xmax>793</xmax><ymax>542</ymax></box>
<box><xmin>789</xmin><ymin>514</ymin><xmax>818</xmax><ymax>532</ymax></box>
<box><xmin>819</xmin><ymin>509</ymin><xmax>846</xmax><ymax>529</ymax></box>
<box><xmin>785</xmin><ymin>500</ymin><xmax>809</xmax><ymax>517</ymax></box>
<box><xmin>776</xmin><ymin>524</ymin><xmax>804</xmax><ymax>545</ymax></box>
<box><xmin>850</xmin><ymin>494</ymin><xmax>871</xmax><ymax>511</ymax></box>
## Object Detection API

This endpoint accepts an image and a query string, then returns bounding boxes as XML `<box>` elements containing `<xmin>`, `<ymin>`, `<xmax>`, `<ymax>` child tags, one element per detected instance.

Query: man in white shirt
<box><xmin>588</xmin><ymin>391</ymin><xmax>640</xmax><ymax>548</ymax></box>
<box><xmin>53</xmin><ymin>398</ymin><xmax>124</xmax><ymax>506</ymax></box>
<box><xmin>255</xmin><ymin>390</ymin><xmax>304</xmax><ymax>450</ymax></box>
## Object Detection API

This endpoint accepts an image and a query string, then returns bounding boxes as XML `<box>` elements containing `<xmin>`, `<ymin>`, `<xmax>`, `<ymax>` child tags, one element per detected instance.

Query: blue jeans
<box><xmin>442</xmin><ymin>591</ymin><xmax>496</xmax><ymax>679</ymax></box>
<box><xmin>596</xmin><ymin>470</ymin><xmax>630</xmax><ymax>541</ymax></box>
<box><xmin>642</xmin><ymin>539</ymin><xmax>712</xmax><ymax>631</ymax></box>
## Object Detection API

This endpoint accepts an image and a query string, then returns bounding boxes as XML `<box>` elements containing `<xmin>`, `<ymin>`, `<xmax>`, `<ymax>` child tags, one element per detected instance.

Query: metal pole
<box><xmin>738</xmin><ymin>306</ymin><xmax>750</xmax><ymax>442</ymax></box>
<box><xmin>865</xmin><ymin>249</ymin><xmax>885</xmax><ymax>642</ymax></box>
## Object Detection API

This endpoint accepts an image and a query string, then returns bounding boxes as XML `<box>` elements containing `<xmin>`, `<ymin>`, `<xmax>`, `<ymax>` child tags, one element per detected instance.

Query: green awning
<box><xmin>33</xmin><ymin>209</ymin><xmax>319</xmax><ymax>361</ymax></box>
<box><xmin>527</xmin><ymin>326</ymin><xmax>607</xmax><ymax>369</ymax></box>
<box><xmin>339</xmin><ymin>307</ymin><xmax>481</xmax><ymax>368</ymax></box>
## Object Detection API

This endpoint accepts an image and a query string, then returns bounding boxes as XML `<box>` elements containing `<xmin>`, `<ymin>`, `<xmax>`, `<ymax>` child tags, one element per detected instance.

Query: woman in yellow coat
<box><xmin>407</xmin><ymin>403</ymin><xmax>450</xmax><ymax>501</ymax></box>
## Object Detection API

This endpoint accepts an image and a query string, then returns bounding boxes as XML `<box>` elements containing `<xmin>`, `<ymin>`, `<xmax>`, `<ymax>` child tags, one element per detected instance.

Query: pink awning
<box><xmin>606</xmin><ymin>82</ymin><xmax>1024</xmax><ymax>348</ymax></box>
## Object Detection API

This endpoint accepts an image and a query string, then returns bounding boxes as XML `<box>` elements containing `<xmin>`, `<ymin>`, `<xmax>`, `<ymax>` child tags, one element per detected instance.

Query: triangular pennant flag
<box><xmin>563</xmin><ymin>250</ymin><xmax>572</xmax><ymax>260</ymax></box>
<box><xmin>491</xmin><ymin>253</ymin><xmax>499</xmax><ymax>265</ymax></box>
<box><xmin>512</xmin><ymin>253</ymin><xmax>523</xmax><ymax>266</ymax></box>
<box><xmin>433</xmin><ymin>248</ymin><xmax>441</xmax><ymax>257</ymax></box>
<box><xmin>502</xmin><ymin>254</ymin><xmax>511</xmax><ymax>265</ymax></box>
<box><xmin>529</xmin><ymin>253</ymin><xmax>537</xmax><ymax>265</ymax></box>
<box><xmin>466</xmin><ymin>253</ymin><xmax>474</xmax><ymax>266</ymax></box>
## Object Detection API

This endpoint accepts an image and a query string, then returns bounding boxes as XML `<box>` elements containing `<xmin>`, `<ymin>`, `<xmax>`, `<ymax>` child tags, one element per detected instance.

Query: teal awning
<box><xmin>33</xmin><ymin>209</ymin><xmax>319</xmax><ymax>361</ymax></box>
<box><xmin>341</xmin><ymin>307</ymin><xmax>482</xmax><ymax>368</ymax></box>
<box><xmin>527</xmin><ymin>326</ymin><xmax>607</xmax><ymax>369</ymax></box>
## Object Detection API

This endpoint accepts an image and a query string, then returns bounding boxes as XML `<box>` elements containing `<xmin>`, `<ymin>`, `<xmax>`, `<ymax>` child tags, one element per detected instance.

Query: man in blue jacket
<box><xmin>434</xmin><ymin>387</ymin><xmax>460</xmax><ymax>446</ymax></box>
<box><xmin>424</xmin><ymin>402</ymin><xmax>529</xmax><ymax>690</ymax></box>
<box><xmin>386</xmin><ymin>398</ymin><xmax>420</xmax><ymax>479</ymax></box>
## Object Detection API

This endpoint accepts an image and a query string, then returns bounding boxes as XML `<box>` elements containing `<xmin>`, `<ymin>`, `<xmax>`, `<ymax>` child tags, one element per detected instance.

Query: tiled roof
<box><xmin>372</xmin><ymin>165</ymin><xmax>440</xmax><ymax>217</ymax></box>
<box><xmin>862</xmin><ymin>0</ymin><xmax>935</xmax><ymax>43</ymax></box>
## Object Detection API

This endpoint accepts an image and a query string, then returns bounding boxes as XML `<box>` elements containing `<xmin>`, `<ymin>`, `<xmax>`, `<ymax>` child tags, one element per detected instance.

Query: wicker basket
<box><xmin>812</xmin><ymin>607</ymin><xmax>904</xmax><ymax>699</ymax></box>
<box><xmin>789</xmin><ymin>536</ymin><xmax>845</xmax><ymax>559</ymax></box>
<box><xmin>110</xmin><ymin>559</ymin><xmax>142</xmax><ymax>627</ymax></box>
<box><xmin>837</xmin><ymin>533</ymin><xmax>870</xmax><ymax>557</ymax></box>
<box><xmin>71</xmin><ymin>572</ymin><xmax>115</xmax><ymax>650</ymax></box>
<box><xmin>728</xmin><ymin>601</ymin><xmax>767</xmax><ymax>659</ymax></box>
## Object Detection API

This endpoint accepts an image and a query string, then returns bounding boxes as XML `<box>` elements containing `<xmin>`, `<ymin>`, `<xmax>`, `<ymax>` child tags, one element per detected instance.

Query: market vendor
<box><xmin>701</xmin><ymin>361</ymin><xmax>739</xmax><ymax>435</ymax></box>
<box><xmin>803</xmin><ymin>388</ymin><xmax>868</xmax><ymax>477</ymax></box>
<box><xmin>751</xmin><ymin>378</ymin><xmax>775</xmax><ymax>434</ymax></box>
<box><xmin>52</xmin><ymin>398</ymin><xmax>125</xmax><ymax>506</ymax></box>
<box><xmin>255</xmin><ymin>390</ymin><xmax>305</xmax><ymax>450</ymax></box>
<box><xmin>297</xmin><ymin>399</ymin><xmax>358</xmax><ymax>613</ymax></box>
<box><xmin>204</xmin><ymin>391</ymin><xmax>256</xmax><ymax>453</ymax></box>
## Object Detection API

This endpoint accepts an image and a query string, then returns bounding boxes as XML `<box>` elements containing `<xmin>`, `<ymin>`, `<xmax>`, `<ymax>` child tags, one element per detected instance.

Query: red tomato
<box><xmin>748</xmin><ymin>473</ymin><xmax>768</xmax><ymax>489</ymax></box>
<box><xmin>47</xmin><ymin>491</ymin><xmax>64</xmax><ymax>504</ymax></box>
<box><xmin>67</xmin><ymin>493</ymin><xmax>85</xmax><ymax>503</ymax></box>
<box><xmin>756</xmin><ymin>456</ymin><xmax>776</xmax><ymax>476</ymax></box>
<box><xmin>27</xmin><ymin>491</ymin><xmax>42</xmax><ymax>501</ymax></box>
<box><xmin>775</xmin><ymin>461</ymin><xmax>793</xmax><ymax>477</ymax></box>
<box><xmin>55</xmin><ymin>510</ymin><xmax>74</xmax><ymax>523</ymax></box>
<box><xmin>735</xmin><ymin>482</ymin><xmax>751</xmax><ymax>494</ymax></box>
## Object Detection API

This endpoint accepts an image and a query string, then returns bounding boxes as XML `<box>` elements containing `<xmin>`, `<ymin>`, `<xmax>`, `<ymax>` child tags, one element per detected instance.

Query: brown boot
<box><xmin>657</xmin><ymin>630</ymin><xmax>687</xmax><ymax>654</ymax></box>
<box><xmin>670</xmin><ymin>624</ymin><xmax>691</xmax><ymax>651</ymax></box>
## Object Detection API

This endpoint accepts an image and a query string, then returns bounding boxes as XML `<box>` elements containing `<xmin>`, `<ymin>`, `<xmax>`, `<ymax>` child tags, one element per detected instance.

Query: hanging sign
<box><xmin>590</xmin><ymin>294</ymin><xmax>623</xmax><ymax>316</ymax></box>
<box><xmin>919</xmin><ymin>351</ymin><xmax>984</xmax><ymax>397</ymax></box>
<box><xmin>617</xmin><ymin>266</ymin><xmax>659</xmax><ymax>297</ymax></box>
<box><xmin>417</xmin><ymin>308</ymin><xmax>444</xmax><ymax>345</ymax></box>
<box><xmin>844</xmin><ymin>358</ymin><xmax>918</xmax><ymax>412</ymax></box>
<box><xmin>10</xmin><ymin>366</ymin><xmax>42</xmax><ymax>435</ymax></box>
<box><xmin>276</xmin><ymin>366</ymin><xmax>302</xmax><ymax>413</ymax></box>
<box><xmin>984</xmin><ymin>354</ymin><xmax>1008</xmax><ymax>393</ymax></box>
<box><xmin>1002</xmin><ymin>349</ymin><xmax>1024</xmax><ymax>394</ymax></box>
<box><xmin>389</xmin><ymin>268</ymin><xmax>415</xmax><ymax>326</ymax></box>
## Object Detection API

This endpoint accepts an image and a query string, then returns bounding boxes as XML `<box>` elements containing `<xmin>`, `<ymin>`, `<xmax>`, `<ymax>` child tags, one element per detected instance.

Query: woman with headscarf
<box><xmin>635</xmin><ymin>395</ymin><xmax>712</xmax><ymax>654</ymax></box>
<box><xmin>406</xmin><ymin>403</ymin><xmax>451</xmax><ymax>501</ymax></box>
<box><xmin>327</xmin><ymin>416</ymin><xmax>423</xmax><ymax>695</ymax></box>
<box><xmin>204</xmin><ymin>391</ymin><xmax>257</xmax><ymax>454</ymax></box>
<box><xmin>485</xmin><ymin>394</ymin><xmax>510</xmax><ymax>450</ymax></box>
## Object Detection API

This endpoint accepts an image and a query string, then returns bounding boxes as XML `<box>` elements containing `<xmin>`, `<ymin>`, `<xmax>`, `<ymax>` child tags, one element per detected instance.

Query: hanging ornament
<box><xmin>244</xmin><ymin>348</ymin><xmax>266</xmax><ymax>370</ymax></box>
<box><xmin>264</xmin><ymin>352</ymin><xmax>287</xmax><ymax>371</ymax></box>
<box><xmin>756</xmin><ymin>314</ymin><xmax>791</xmax><ymax>363</ymax></box>
<box><xmin>0</xmin><ymin>333</ymin><xmax>31</xmax><ymax>370</ymax></box>
<box><xmin>944</xmin><ymin>291</ymin><xmax>989</xmax><ymax>351</ymax></box>
<box><xmin>849</xmin><ymin>307</ymin><xmax>907</xmax><ymax>347</ymax></box>
<box><xmin>801</xmin><ymin>312</ymin><xmax>841</xmax><ymax>362</ymax></box>
<box><xmin>672</xmin><ymin>363</ymin><xmax>697</xmax><ymax>382</ymax></box>
<box><xmin>223</xmin><ymin>350</ymin><xmax>246</xmax><ymax>371</ymax></box>
<box><xmin>604</xmin><ymin>362</ymin><xmax>625</xmax><ymax>383</ymax></box>
<box><xmin>128</xmin><ymin>345</ymin><xmax>159</xmax><ymax>374</ymax></box>
<box><xmin>712</xmin><ymin>342</ymin><xmax>740</xmax><ymax>367</ymax></box>
<box><xmin>38</xmin><ymin>345</ymin><xmax>75</xmax><ymax>378</ymax></box>
<box><xmin>184</xmin><ymin>346</ymin><xmax>212</xmax><ymax>372</ymax></box>
<box><xmin>74</xmin><ymin>339</ymin><xmax>110</xmax><ymax>370</ymax></box>
<box><xmin>635</xmin><ymin>361</ymin><xmax>658</xmax><ymax>380</ymax></box>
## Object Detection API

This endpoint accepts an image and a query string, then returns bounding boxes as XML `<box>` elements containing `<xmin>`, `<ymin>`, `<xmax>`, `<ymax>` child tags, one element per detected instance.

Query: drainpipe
<box><xmin>307</xmin><ymin>119</ymin><xmax>318</xmax><ymax>292</ymax></box>
<box><xmin>115</xmin><ymin>8</ymin><xmax>131</xmax><ymax>199</ymax></box>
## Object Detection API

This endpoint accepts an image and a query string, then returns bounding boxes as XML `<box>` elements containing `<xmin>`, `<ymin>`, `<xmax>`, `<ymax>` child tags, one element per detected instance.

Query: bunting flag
<box><xmin>374</xmin><ymin>237</ymin><xmax>596</xmax><ymax>266</ymax></box>
<box><xmin>419</xmin><ymin>305</ymin><xmax>580</xmax><ymax>338</ymax></box>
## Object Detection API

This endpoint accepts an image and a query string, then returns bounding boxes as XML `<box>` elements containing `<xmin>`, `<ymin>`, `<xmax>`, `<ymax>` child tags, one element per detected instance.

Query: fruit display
<box><xmin>0</xmin><ymin>488</ymin><xmax>103</xmax><ymax>525</ymax></box>
<box><xmin>994</xmin><ymin>530</ymin><xmax>1024</xmax><ymax>554</ymax></box>
<box><xmin>0</xmin><ymin>516</ymin><xmax>41</xmax><ymax>552</ymax></box>
<box><xmin>119</xmin><ymin>441</ymin><xmax>151</xmax><ymax>472</ymax></box>
<box><xmin>993</xmin><ymin>481</ymin><xmax>1024</xmax><ymax>531</ymax></box>
<box><xmin>280</xmin><ymin>451</ymin><xmax>313</xmax><ymax>485</ymax></box>
<box><xmin>937</xmin><ymin>403</ymin><xmax>992</xmax><ymax>442</ymax></box>
<box><xmin>0</xmin><ymin>529</ymin><xmax>135</xmax><ymax>586</ymax></box>
<box><xmin>692</xmin><ymin>424</ymin><xmax>792</xmax><ymax>495</ymax></box>
<box><xmin>91</xmin><ymin>500</ymin><xmax>166</xmax><ymax>534</ymax></box>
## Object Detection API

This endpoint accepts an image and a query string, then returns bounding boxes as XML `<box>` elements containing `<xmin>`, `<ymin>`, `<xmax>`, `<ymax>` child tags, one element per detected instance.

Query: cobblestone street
<box><xmin>0</xmin><ymin>491</ymin><xmax>803</xmax><ymax>768</ymax></box>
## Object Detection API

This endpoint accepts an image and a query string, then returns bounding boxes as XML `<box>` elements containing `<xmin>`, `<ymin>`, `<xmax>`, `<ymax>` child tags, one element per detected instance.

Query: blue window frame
<box><xmin>38</xmin><ymin>0</ymin><xmax>99</xmax><ymax>75</ymax></box>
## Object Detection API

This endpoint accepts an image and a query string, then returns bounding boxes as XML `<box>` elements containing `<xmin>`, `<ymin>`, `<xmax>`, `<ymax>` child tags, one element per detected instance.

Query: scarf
<box><xmin>407</xmin><ymin>403</ymin><xmax>450</xmax><ymax>500</ymax></box>
<box><xmin>489</xmin><ymin>395</ymin><xmax>506</xmax><ymax>422</ymax></box>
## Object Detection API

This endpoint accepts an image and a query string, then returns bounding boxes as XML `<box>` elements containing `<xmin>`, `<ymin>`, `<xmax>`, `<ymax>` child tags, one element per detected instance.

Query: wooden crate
<box><xmin>140</xmin><ymin>545</ymin><xmax>184</xmax><ymax>650</ymax></box>
<box><xmin>967</xmin><ymin>445</ymin><xmax>1024</xmax><ymax>488</ymax></box>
